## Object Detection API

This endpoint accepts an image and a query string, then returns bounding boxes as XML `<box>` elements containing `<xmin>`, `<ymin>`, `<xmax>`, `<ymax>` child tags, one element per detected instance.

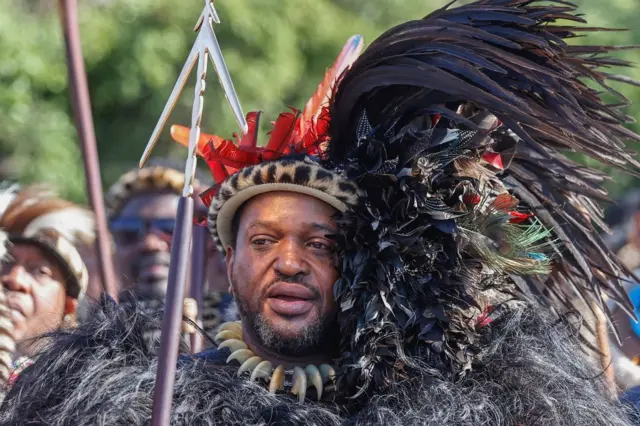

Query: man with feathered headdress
<box><xmin>1</xmin><ymin>1</ymin><xmax>640</xmax><ymax>424</ymax></box>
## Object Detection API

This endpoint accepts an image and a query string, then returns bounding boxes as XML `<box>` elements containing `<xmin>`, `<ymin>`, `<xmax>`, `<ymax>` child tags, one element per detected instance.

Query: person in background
<box><xmin>603</xmin><ymin>191</ymin><xmax>640</xmax><ymax>362</ymax></box>
<box><xmin>105</xmin><ymin>160</ymin><xmax>234</xmax><ymax>343</ymax></box>
<box><xmin>602</xmin><ymin>190</ymin><xmax>640</xmax><ymax>405</ymax></box>
<box><xmin>0</xmin><ymin>184</ymin><xmax>89</xmax><ymax>384</ymax></box>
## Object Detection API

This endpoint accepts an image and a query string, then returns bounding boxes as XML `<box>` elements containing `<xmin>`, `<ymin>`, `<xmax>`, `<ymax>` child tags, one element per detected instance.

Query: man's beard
<box><xmin>232</xmin><ymin>279</ymin><xmax>335</xmax><ymax>357</ymax></box>
<box><xmin>251</xmin><ymin>312</ymin><xmax>326</xmax><ymax>356</ymax></box>
<box><xmin>130</xmin><ymin>252</ymin><xmax>171</xmax><ymax>299</ymax></box>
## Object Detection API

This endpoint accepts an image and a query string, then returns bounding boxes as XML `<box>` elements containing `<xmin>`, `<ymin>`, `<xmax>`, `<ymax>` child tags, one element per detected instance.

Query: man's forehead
<box><xmin>119</xmin><ymin>191</ymin><xmax>180</xmax><ymax>218</ymax></box>
<box><xmin>9</xmin><ymin>242</ymin><xmax>56</xmax><ymax>265</ymax></box>
<box><xmin>247</xmin><ymin>219</ymin><xmax>335</xmax><ymax>234</ymax></box>
<box><xmin>239</xmin><ymin>192</ymin><xmax>338</xmax><ymax>228</ymax></box>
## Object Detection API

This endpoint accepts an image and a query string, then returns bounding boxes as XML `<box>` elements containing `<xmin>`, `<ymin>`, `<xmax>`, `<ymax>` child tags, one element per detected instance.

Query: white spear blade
<box><xmin>208</xmin><ymin>0</ymin><xmax>220</xmax><ymax>24</ymax></box>
<box><xmin>140</xmin><ymin>0</ymin><xmax>247</xmax><ymax>169</ymax></box>
<box><xmin>139</xmin><ymin>43</ymin><xmax>200</xmax><ymax>168</ymax></box>
<box><xmin>204</xmin><ymin>17</ymin><xmax>248</xmax><ymax>134</ymax></box>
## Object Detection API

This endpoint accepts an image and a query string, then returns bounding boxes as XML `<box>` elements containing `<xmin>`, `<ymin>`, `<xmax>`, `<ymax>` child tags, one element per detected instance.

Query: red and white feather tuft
<box><xmin>169</xmin><ymin>35</ymin><xmax>364</xmax><ymax>208</ymax></box>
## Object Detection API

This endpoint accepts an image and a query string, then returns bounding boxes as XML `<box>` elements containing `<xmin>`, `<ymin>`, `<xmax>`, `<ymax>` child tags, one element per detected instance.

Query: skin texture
<box><xmin>113</xmin><ymin>190</ymin><xmax>229</xmax><ymax>300</ymax></box>
<box><xmin>1</xmin><ymin>243</ymin><xmax>76</xmax><ymax>356</ymax></box>
<box><xmin>226</xmin><ymin>191</ymin><xmax>339</xmax><ymax>364</ymax></box>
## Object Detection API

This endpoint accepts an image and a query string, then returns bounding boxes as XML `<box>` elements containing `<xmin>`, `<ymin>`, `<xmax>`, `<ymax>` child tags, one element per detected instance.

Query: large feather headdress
<box><xmin>326</xmin><ymin>0</ymin><xmax>640</xmax><ymax>395</ymax></box>
<box><xmin>178</xmin><ymin>0</ymin><xmax>640</xmax><ymax>398</ymax></box>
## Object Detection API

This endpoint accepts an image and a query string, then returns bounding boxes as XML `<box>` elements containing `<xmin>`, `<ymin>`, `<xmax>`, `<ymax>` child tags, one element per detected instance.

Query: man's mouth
<box><xmin>134</xmin><ymin>254</ymin><xmax>171</xmax><ymax>282</ymax></box>
<box><xmin>138</xmin><ymin>265</ymin><xmax>170</xmax><ymax>281</ymax></box>
<box><xmin>10</xmin><ymin>309</ymin><xmax>26</xmax><ymax>324</ymax></box>
<box><xmin>266</xmin><ymin>283</ymin><xmax>317</xmax><ymax>316</ymax></box>
<box><xmin>5</xmin><ymin>296</ymin><xmax>29</xmax><ymax>322</ymax></box>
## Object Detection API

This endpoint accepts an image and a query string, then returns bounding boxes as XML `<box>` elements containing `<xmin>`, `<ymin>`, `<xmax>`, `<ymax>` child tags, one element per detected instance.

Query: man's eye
<box><xmin>115</xmin><ymin>231</ymin><xmax>138</xmax><ymax>245</ymax></box>
<box><xmin>33</xmin><ymin>266</ymin><xmax>52</xmax><ymax>278</ymax></box>
<box><xmin>309</xmin><ymin>241</ymin><xmax>331</xmax><ymax>250</ymax></box>
<box><xmin>251</xmin><ymin>238</ymin><xmax>273</xmax><ymax>246</ymax></box>
<box><xmin>1</xmin><ymin>261</ymin><xmax>15</xmax><ymax>275</ymax></box>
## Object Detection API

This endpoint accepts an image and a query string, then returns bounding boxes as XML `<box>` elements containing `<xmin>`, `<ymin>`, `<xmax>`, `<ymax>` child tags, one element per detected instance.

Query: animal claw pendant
<box><xmin>215</xmin><ymin>321</ymin><xmax>336</xmax><ymax>402</ymax></box>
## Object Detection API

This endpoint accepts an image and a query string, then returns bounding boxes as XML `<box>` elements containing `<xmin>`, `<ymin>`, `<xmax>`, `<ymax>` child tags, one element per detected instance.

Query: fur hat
<box><xmin>210</xmin><ymin>158</ymin><xmax>360</xmax><ymax>249</ymax></box>
<box><xmin>188</xmin><ymin>0</ymin><xmax>640</xmax><ymax>400</ymax></box>
<box><xmin>105</xmin><ymin>160</ymin><xmax>209</xmax><ymax>219</ymax></box>
<box><xmin>0</xmin><ymin>184</ymin><xmax>91</xmax><ymax>299</ymax></box>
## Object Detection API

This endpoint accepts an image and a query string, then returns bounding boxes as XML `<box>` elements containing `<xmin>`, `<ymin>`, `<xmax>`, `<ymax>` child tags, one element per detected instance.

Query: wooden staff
<box><xmin>57</xmin><ymin>0</ymin><xmax>118</xmax><ymax>300</ymax></box>
<box><xmin>139</xmin><ymin>1</ymin><xmax>246</xmax><ymax>423</ymax></box>
<box><xmin>189</xmin><ymin>224</ymin><xmax>208</xmax><ymax>354</ymax></box>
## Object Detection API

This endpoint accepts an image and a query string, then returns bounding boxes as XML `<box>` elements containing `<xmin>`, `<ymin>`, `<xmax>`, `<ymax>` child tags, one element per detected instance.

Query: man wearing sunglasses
<box><xmin>106</xmin><ymin>160</ymin><xmax>229</xmax><ymax>301</ymax></box>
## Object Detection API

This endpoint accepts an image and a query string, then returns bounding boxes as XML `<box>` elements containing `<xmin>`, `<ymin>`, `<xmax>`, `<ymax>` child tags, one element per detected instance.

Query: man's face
<box><xmin>111</xmin><ymin>191</ymin><xmax>179</xmax><ymax>299</ymax></box>
<box><xmin>226</xmin><ymin>191</ymin><xmax>339</xmax><ymax>356</ymax></box>
<box><xmin>1</xmin><ymin>243</ymin><xmax>69</xmax><ymax>344</ymax></box>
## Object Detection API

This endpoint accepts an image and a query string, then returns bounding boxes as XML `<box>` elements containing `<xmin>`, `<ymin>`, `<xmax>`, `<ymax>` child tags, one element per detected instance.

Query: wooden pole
<box><xmin>57</xmin><ymin>0</ymin><xmax>118</xmax><ymax>300</ymax></box>
<box><xmin>150</xmin><ymin>196</ymin><xmax>194</xmax><ymax>425</ymax></box>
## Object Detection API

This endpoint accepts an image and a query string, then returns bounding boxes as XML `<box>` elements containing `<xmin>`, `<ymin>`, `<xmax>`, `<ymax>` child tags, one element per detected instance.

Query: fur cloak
<box><xmin>0</xmin><ymin>298</ymin><xmax>636</xmax><ymax>426</ymax></box>
<box><xmin>3</xmin><ymin>1</ymin><xmax>640</xmax><ymax>425</ymax></box>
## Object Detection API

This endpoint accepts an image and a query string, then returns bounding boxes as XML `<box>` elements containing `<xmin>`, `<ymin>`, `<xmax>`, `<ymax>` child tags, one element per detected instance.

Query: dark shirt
<box><xmin>190</xmin><ymin>346</ymin><xmax>231</xmax><ymax>365</ymax></box>
<box><xmin>621</xmin><ymin>386</ymin><xmax>640</xmax><ymax>410</ymax></box>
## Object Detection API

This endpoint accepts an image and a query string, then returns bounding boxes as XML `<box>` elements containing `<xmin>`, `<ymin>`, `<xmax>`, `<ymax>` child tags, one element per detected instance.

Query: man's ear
<box><xmin>226</xmin><ymin>246</ymin><xmax>235</xmax><ymax>297</ymax></box>
<box><xmin>64</xmin><ymin>296</ymin><xmax>78</xmax><ymax>315</ymax></box>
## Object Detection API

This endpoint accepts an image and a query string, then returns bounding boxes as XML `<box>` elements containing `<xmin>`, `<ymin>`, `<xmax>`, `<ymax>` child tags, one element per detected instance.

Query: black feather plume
<box><xmin>326</xmin><ymin>0</ymin><xmax>640</xmax><ymax>398</ymax></box>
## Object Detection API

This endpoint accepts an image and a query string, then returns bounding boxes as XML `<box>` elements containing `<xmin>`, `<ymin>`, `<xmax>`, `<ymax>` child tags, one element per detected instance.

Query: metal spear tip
<box><xmin>208</xmin><ymin>0</ymin><xmax>221</xmax><ymax>24</ymax></box>
<box><xmin>194</xmin><ymin>13</ymin><xmax>205</xmax><ymax>32</ymax></box>
<box><xmin>203</xmin><ymin>24</ymin><xmax>248</xmax><ymax>134</ymax></box>
<box><xmin>139</xmin><ymin>135</ymin><xmax>157</xmax><ymax>168</ymax></box>
<box><xmin>140</xmin><ymin>0</ymin><xmax>248</xmax><ymax>169</ymax></box>
<box><xmin>229</xmin><ymin>95</ymin><xmax>249</xmax><ymax>135</ymax></box>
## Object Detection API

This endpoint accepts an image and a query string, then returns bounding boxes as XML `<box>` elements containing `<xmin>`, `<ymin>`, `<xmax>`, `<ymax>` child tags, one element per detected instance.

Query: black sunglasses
<box><xmin>110</xmin><ymin>217</ymin><xmax>176</xmax><ymax>244</ymax></box>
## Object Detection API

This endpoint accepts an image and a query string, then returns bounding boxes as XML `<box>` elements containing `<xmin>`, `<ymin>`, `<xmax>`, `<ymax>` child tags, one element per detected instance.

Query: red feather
<box><xmin>263</xmin><ymin>110</ymin><xmax>300</xmax><ymax>160</ymax></box>
<box><xmin>463</xmin><ymin>193</ymin><xmax>481</xmax><ymax>205</ymax></box>
<box><xmin>207</xmin><ymin>140</ymin><xmax>260</xmax><ymax>169</ymax></box>
<box><xmin>169</xmin><ymin>125</ymin><xmax>225</xmax><ymax>157</ymax></box>
<box><xmin>297</xmin><ymin>35</ymin><xmax>364</xmax><ymax>139</ymax></box>
<box><xmin>238</xmin><ymin>111</ymin><xmax>262</xmax><ymax>149</ymax></box>
<box><xmin>493</xmin><ymin>193</ymin><xmax>519</xmax><ymax>211</ymax></box>
<box><xmin>198</xmin><ymin>185</ymin><xmax>218</xmax><ymax>209</ymax></box>
<box><xmin>482</xmin><ymin>152</ymin><xmax>504</xmax><ymax>170</ymax></box>
<box><xmin>508</xmin><ymin>211</ymin><xmax>533</xmax><ymax>223</ymax></box>
<box><xmin>167</xmin><ymin>36</ymin><xmax>364</xmax><ymax>204</ymax></box>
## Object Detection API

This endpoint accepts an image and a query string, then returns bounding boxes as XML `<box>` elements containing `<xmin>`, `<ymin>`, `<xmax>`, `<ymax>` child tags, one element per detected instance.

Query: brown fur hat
<box><xmin>207</xmin><ymin>157</ymin><xmax>360</xmax><ymax>250</ymax></box>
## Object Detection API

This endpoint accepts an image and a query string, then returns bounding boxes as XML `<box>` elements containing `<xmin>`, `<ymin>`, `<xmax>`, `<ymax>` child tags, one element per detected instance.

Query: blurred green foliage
<box><xmin>0</xmin><ymin>0</ymin><xmax>638</xmax><ymax>203</ymax></box>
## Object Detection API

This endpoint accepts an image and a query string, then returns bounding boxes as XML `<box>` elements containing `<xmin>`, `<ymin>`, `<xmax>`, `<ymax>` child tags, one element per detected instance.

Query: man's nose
<box><xmin>138</xmin><ymin>229</ymin><xmax>171</xmax><ymax>252</ymax></box>
<box><xmin>274</xmin><ymin>239</ymin><xmax>310</xmax><ymax>277</ymax></box>
<box><xmin>1</xmin><ymin>265</ymin><xmax>30</xmax><ymax>294</ymax></box>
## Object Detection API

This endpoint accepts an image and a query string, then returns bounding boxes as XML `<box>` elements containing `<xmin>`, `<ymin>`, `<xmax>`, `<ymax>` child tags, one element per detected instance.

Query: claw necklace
<box><xmin>215</xmin><ymin>321</ymin><xmax>336</xmax><ymax>402</ymax></box>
